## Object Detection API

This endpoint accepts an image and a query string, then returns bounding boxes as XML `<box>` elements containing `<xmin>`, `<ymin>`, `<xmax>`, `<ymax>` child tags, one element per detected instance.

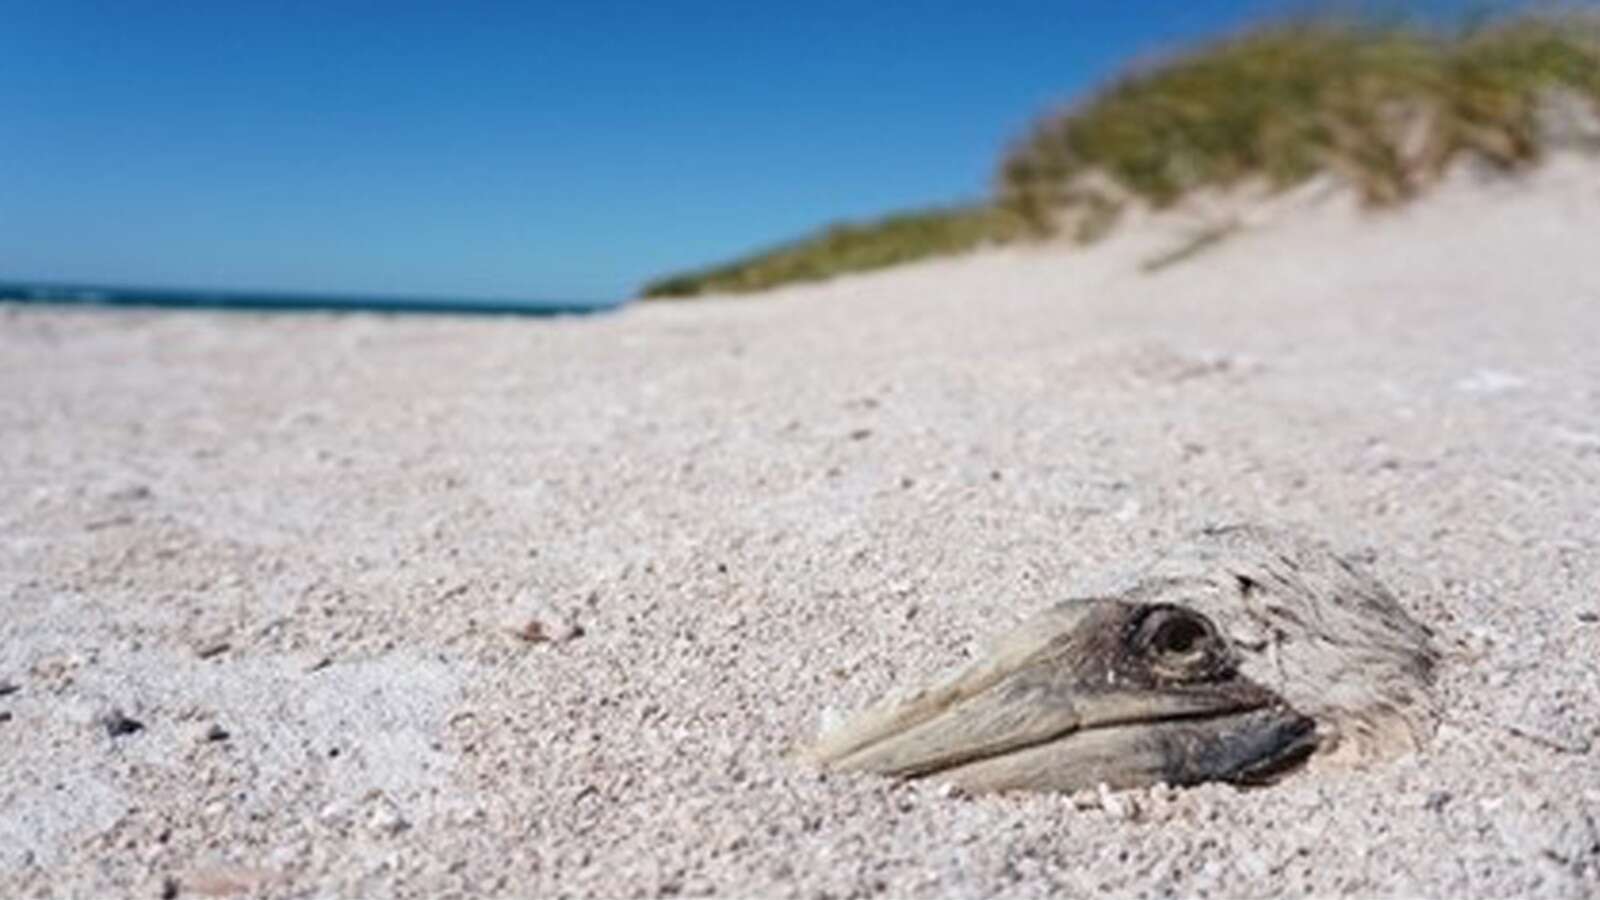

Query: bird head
<box><xmin>799</xmin><ymin>526</ymin><xmax>1437</xmax><ymax>794</ymax></box>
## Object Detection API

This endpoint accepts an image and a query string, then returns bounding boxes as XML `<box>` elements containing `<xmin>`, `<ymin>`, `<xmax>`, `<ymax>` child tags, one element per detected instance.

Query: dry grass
<box><xmin>640</xmin><ymin>206</ymin><xmax>1023</xmax><ymax>299</ymax></box>
<box><xmin>643</xmin><ymin>12</ymin><xmax>1600</xmax><ymax>298</ymax></box>
<box><xmin>1000</xmin><ymin>14</ymin><xmax>1600</xmax><ymax>230</ymax></box>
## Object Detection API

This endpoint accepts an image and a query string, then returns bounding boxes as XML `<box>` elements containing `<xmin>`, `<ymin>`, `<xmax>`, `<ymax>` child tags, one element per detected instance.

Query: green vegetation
<box><xmin>643</xmin><ymin>13</ymin><xmax>1600</xmax><ymax>298</ymax></box>
<box><xmin>999</xmin><ymin>14</ymin><xmax>1600</xmax><ymax>228</ymax></box>
<box><xmin>640</xmin><ymin>205</ymin><xmax>1024</xmax><ymax>299</ymax></box>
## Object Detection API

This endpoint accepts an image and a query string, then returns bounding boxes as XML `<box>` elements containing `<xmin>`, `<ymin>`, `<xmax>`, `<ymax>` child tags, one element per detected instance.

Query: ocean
<box><xmin>0</xmin><ymin>279</ymin><xmax>624</xmax><ymax>317</ymax></box>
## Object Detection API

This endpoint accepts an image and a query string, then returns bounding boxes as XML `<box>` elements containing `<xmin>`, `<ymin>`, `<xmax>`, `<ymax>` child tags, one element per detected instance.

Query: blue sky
<box><xmin>2</xmin><ymin>1</ymin><xmax>1513</xmax><ymax>302</ymax></box>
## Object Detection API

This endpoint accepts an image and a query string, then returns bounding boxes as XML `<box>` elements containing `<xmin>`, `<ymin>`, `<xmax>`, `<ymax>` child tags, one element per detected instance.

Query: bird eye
<box><xmin>1134</xmin><ymin>605</ymin><xmax>1225</xmax><ymax>678</ymax></box>
<box><xmin>1151</xmin><ymin>614</ymin><xmax>1208</xmax><ymax>656</ymax></box>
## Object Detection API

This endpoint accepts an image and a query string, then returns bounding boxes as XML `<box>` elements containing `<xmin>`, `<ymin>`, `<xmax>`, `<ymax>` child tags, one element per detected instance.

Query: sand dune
<box><xmin>3</xmin><ymin>156</ymin><xmax>1598</xmax><ymax>897</ymax></box>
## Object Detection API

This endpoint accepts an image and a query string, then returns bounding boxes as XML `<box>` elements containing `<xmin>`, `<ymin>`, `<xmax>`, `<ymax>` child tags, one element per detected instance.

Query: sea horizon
<box><xmin>0</xmin><ymin>278</ymin><xmax>625</xmax><ymax>317</ymax></box>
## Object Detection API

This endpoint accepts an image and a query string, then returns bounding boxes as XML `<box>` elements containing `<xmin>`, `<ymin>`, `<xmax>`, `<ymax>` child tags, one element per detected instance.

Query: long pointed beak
<box><xmin>800</xmin><ymin>599</ymin><xmax>1317</xmax><ymax>794</ymax></box>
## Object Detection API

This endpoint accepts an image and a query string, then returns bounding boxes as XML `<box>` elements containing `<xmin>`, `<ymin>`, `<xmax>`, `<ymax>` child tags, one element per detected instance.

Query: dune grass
<box><xmin>640</xmin><ymin>205</ymin><xmax>1024</xmax><ymax>299</ymax></box>
<box><xmin>642</xmin><ymin>13</ymin><xmax>1600</xmax><ymax>298</ymax></box>
<box><xmin>999</xmin><ymin>14</ymin><xmax>1600</xmax><ymax>230</ymax></box>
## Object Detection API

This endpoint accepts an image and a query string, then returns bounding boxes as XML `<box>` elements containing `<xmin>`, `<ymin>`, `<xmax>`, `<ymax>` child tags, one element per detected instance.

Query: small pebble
<box><xmin>1577</xmin><ymin>610</ymin><xmax>1598</xmax><ymax>624</ymax></box>
<box><xmin>159</xmin><ymin>876</ymin><xmax>180</xmax><ymax>899</ymax></box>
<box><xmin>1098</xmin><ymin>782</ymin><xmax>1138</xmax><ymax>821</ymax></box>
<box><xmin>103</xmin><ymin>710</ymin><xmax>145</xmax><ymax>738</ymax></box>
<box><xmin>512</xmin><ymin>619</ymin><xmax>551</xmax><ymax>643</ymax></box>
<box><xmin>368</xmin><ymin>798</ymin><xmax>410</xmax><ymax>836</ymax></box>
<box><xmin>0</xmin><ymin>682</ymin><xmax>18</xmax><ymax>697</ymax></box>
<box><xmin>205</xmin><ymin>724</ymin><xmax>230</xmax><ymax>742</ymax></box>
<box><xmin>319</xmin><ymin>802</ymin><xmax>347</xmax><ymax>826</ymax></box>
<box><xmin>0</xmin><ymin>711</ymin><xmax>12</xmax><ymax>723</ymax></box>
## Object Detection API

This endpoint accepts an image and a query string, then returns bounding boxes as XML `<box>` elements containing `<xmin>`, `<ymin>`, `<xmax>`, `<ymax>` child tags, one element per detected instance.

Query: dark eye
<box><xmin>1134</xmin><ymin>605</ymin><xmax>1228</xmax><ymax>679</ymax></box>
<box><xmin>1151</xmin><ymin>614</ymin><xmax>1208</xmax><ymax>656</ymax></box>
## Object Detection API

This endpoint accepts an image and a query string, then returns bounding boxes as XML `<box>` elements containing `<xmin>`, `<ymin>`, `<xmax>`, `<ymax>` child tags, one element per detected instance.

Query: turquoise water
<box><xmin>0</xmin><ymin>280</ymin><xmax>624</xmax><ymax>317</ymax></box>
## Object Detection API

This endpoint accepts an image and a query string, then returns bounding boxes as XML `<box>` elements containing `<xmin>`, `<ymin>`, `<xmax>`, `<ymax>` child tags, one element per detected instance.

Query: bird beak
<box><xmin>799</xmin><ymin>599</ymin><xmax>1318</xmax><ymax>794</ymax></box>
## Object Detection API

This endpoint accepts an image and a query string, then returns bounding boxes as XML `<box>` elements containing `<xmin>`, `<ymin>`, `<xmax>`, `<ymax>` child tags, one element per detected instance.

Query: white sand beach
<box><xmin>3</xmin><ymin>156</ymin><xmax>1598</xmax><ymax>897</ymax></box>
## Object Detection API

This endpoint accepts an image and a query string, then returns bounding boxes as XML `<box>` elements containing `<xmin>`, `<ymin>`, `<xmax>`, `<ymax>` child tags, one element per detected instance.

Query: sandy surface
<box><xmin>3</xmin><ymin>157</ymin><xmax>1599</xmax><ymax>898</ymax></box>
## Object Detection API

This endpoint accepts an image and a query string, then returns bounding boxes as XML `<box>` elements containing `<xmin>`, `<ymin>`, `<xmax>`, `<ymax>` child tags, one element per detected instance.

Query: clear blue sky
<box><xmin>2</xmin><ymin>1</ymin><xmax>1509</xmax><ymax>302</ymax></box>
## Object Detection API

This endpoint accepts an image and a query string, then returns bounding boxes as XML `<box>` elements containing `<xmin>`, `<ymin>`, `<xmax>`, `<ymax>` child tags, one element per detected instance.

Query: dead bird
<box><xmin>799</xmin><ymin>525</ymin><xmax>1436</xmax><ymax>794</ymax></box>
